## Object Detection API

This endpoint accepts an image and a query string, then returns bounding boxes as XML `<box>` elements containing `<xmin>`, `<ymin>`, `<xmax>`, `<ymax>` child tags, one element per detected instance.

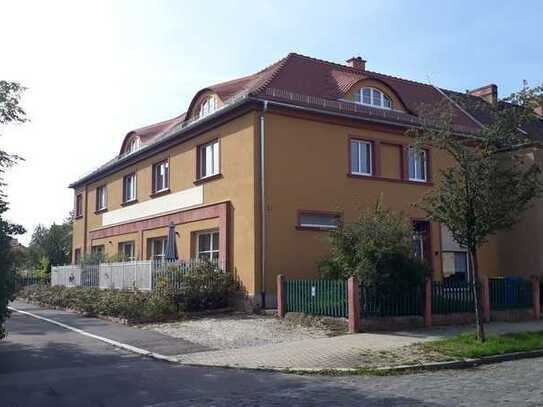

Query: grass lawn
<box><xmin>421</xmin><ymin>330</ymin><xmax>543</xmax><ymax>359</ymax></box>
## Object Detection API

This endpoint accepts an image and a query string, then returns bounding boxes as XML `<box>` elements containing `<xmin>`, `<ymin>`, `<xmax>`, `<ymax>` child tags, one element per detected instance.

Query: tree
<box><xmin>0</xmin><ymin>80</ymin><xmax>27</xmax><ymax>339</ymax></box>
<box><xmin>320</xmin><ymin>200</ymin><xmax>429</xmax><ymax>292</ymax></box>
<box><xmin>409</xmin><ymin>84</ymin><xmax>543</xmax><ymax>342</ymax></box>
<box><xmin>28</xmin><ymin>215</ymin><xmax>73</xmax><ymax>273</ymax></box>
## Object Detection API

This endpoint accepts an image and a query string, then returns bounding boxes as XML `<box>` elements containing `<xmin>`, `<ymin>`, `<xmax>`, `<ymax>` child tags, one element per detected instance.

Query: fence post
<box><xmin>480</xmin><ymin>275</ymin><xmax>491</xmax><ymax>323</ymax></box>
<box><xmin>532</xmin><ymin>277</ymin><xmax>541</xmax><ymax>320</ymax></box>
<box><xmin>348</xmin><ymin>277</ymin><xmax>361</xmax><ymax>333</ymax></box>
<box><xmin>424</xmin><ymin>278</ymin><xmax>432</xmax><ymax>328</ymax></box>
<box><xmin>277</xmin><ymin>274</ymin><xmax>286</xmax><ymax>318</ymax></box>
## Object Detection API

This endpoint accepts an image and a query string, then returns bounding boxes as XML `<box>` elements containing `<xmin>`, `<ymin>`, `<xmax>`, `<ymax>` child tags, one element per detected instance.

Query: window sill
<box><xmin>150</xmin><ymin>188</ymin><xmax>170</xmax><ymax>198</ymax></box>
<box><xmin>94</xmin><ymin>208</ymin><xmax>108</xmax><ymax>214</ymax></box>
<box><xmin>74</xmin><ymin>215</ymin><xmax>83</xmax><ymax>220</ymax></box>
<box><xmin>295</xmin><ymin>225</ymin><xmax>337</xmax><ymax>232</ymax></box>
<box><xmin>194</xmin><ymin>173</ymin><xmax>223</xmax><ymax>185</ymax></box>
<box><xmin>347</xmin><ymin>173</ymin><xmax>433</xmax><ymax>186</ymax></box>
<box><xmin>121</xmin><ymin>199</ymin><xmax>138</xmax><ymax>207</ymax></box>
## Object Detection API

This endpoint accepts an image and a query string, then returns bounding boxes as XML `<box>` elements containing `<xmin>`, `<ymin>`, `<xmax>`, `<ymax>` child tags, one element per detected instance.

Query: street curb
<box><xmin>11</xmin><ymin>305</ymin><xmax>543</xmax><ymax>376</ymax></box>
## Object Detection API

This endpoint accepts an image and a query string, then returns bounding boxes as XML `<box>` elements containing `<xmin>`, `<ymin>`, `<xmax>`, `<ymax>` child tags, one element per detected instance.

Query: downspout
<box><xmin>260</xmin><ymin>100</ymin><xmax>268</xmax><ymax>308</ymax></box>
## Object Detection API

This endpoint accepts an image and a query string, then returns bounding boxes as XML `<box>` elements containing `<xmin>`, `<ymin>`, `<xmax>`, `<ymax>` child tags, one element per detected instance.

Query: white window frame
<box><xmin>153</xmin><ymin>160</ymin><xmax>169</xmax><ymax>193</ymax></box>
<box><xmin>126</xmin><ymin>136</ymin><xmax>141</xmax><ymax>154</ymax></box>
<box><xmin>196</xmin><ymin>230</ymin><xmax>220</xmax><ymax>262</ymax></box>
<box><xmin>96</xmin><ymin>185</ymin><xmax>107</xmax><ymax>211</ymax></box>
<box><xmin>298</xmin><ymin>212</ymin><xmax>340</xmax><ymax>230</ymax></box>
<box><xmin>123</xmin><ymin>174</ymin><xmax>137</xmax><ymax>203</ymax></box>
<box><xmin>199</xmin><ymin>96</ymin><xmax>217</xmax><ymax>119</ymax></box>
<box><xmin>198</xmin><ymin>140</ymin><xmax>220</xmax><ymax>179</ymax></box>
<box><xmin>358</xmin><ymin>87</ymin><xmax>393</xmax><ymax>110</ymax></box>
<box><xmin>350</xmin><ymin>139</ymin><xmax>373</xmax><ymax>176</ymax></box>
<box><xmin>150</xmin><ymin>238</ymin><xmax>166</xmax><ymax>262</ymax></box>
<box><xmin>408</xmin><ymin>147</ymin><xmax>428</xmax><ymax>182</ymax></box>
<box><xmin>119</xmin><ymin>241</ymin><xmax>135</xmax><ymax>262</ymax></box>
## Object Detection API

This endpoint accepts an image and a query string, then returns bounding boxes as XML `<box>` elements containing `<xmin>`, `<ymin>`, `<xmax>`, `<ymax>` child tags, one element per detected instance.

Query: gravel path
<box><xmin>141</xmin><ymin>313</ymin><xmax>333</xmax><ymax>350</ymax></box>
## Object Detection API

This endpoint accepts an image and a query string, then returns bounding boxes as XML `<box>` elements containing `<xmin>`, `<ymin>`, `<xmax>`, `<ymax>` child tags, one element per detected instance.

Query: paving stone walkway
<box><xmin>175</xmin><ymin>320</ymin><xmax>543</xmax><ymax>369</ymax></box>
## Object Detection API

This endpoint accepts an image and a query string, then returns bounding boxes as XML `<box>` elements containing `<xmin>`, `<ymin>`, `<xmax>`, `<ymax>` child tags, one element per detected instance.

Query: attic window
<box><xmin>199</xmin><ymin>96</ymin><xmax>217</xmax><ymax>119</ymax></box>
<box><xmin>126</xmin><ymin>136</ymin><xmax>141</xmax><ymax>154</ymax></box>
<box><xmin>358</xmin><ymin>88</ymin><xmax>393</xmax><ymax>110</ymax></box>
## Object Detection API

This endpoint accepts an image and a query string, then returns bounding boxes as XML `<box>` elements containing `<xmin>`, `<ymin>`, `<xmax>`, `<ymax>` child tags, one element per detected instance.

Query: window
<box><xmin>443</xmin><ymin>251</ymin><xmax>468</xmax><ymax>282</ymax></box>
<box><xmin>123</xmin><ymin>173</ymin><xmax>137</xmax><ymax>203</ymax></box>
<box><xmin>152</xmin><ymin>160</ymin><xmax>169</xmax><ymax>193</ymax></box>
<box><xmin>412</xmin><ymin>221</ymin><xmax>431</xmax><ymax>264</ymax></box>
<box><xmin>350</xmin><ymin>140</ymin><xmax>372</xmax><ymax>175</ymax></box>
<box><xmin>358</xmin><ymin>88</ymin><xmax>393</xmax><ymax>109</ymax></box>
<box><xmin>119</xmin><ymin>241</ymin><xmax>135</xmax><ymax>262</ymax></box>
<box><xmin>74</xmin><ymin>248</ymin><xmax>81</xmax><ymax>264</ymax></box>
<box><xmin>91</xmin><ymin>245</ymin><xmax>105</xmax><ymax>262</ymax></box>
<box><xmin>199</xmin><ymin>96</ymin><xmax>217</xmax><ymax>119</ymax></box>
<box><xmin>198</xmin><ymin>140</ymin><xmax>220</xmax><ymax>179</ymax></box>
<box><xmin>298</xmin><ymin>211</ymin><xmax>340</xmax><ymax>230</ymax></box>
<box><xmin>197</xmin><ymin>231</ymin><xmax>220</xmax><ymax>262</ymax></box>
<box><xmin>95</xmin><ymin>185</ymin><xmax>107</xmax><ymax>212</ymax></box>
<box><xmin>126</xmin><ymin>136</ymin><xmax>141</xmax><ymax>154</ymax></box>
<box><xmin>408</xmin><ymin>148</ymin><xmax>428</xmax><ymax>182</ymax></box>
<box><xmin>148</xmin><ymin>237</ymin><xmax>166</xmax><ymax>262</ymax></box>
<box><xmin>75</xmin><ymin>194</ymin><xmax>83</xmax><ymax>218</ymax></box>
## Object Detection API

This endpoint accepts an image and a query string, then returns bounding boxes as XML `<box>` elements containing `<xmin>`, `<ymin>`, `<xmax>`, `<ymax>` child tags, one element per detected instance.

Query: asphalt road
<box><xmin>2</xmin><ymin>309</ymin><xmax>543</xmax><ymax>406</ymax></box>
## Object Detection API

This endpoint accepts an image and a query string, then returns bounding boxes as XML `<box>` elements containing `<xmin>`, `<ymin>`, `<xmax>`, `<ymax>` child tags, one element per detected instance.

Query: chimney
<box><xmin>346</xmin><ymin>56</ymin><xmax>366</xmax><ymax>71</ymax></box>
<box><xmin>468</xmin><ymin>84</ymin><xmax>498</xmax><ymax>105</ymax></box>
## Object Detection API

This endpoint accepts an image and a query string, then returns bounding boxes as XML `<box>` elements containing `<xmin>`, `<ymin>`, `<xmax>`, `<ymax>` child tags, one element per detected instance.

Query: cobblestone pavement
<box><xmin>175</xmin><ymin>319</ymin><xmax>543</xmax><ymax>369</ymax></box>
<box><xmin>3</xmin><ymin>311</ymin><xmax>543</xmax><ymax>406</ymax></box>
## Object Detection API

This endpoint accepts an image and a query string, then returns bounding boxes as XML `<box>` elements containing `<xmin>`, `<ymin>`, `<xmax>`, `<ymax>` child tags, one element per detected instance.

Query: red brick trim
<box><xmin>89</xmin><ymin>201</ymin><xmax>230</xmax><ymax>267</ymax></box>
<box><xmin>193</xmin><ymin>173</ymin><xmax>223</xmax><ymax>185</ymax></box>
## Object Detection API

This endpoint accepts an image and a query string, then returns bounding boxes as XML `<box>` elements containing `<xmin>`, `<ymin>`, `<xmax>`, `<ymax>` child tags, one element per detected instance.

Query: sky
<box><xmin>1</xmin><ymin>0</ymin><xmax>542</xmax><ymax>245</ymax></box>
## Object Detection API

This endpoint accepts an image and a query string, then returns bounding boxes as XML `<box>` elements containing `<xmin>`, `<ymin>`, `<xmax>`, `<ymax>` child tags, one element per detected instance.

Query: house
<box><xmin>69</xmin><ymin>53</ymin><xmax>543</xmax><ymax>307</ymax></box>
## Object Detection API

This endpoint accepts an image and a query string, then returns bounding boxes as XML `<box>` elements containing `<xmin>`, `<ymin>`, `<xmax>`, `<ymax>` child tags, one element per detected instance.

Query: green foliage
<box><xmin>18</xmin><ymin>285</ymin><xmax>178</xmax><ymax>323</ymax></box>
<box><xmin>320</xmin><ymin>200</ymin><xmax>429</xmax><ymax>290</ymax></box>
<box><xmin>175</xmin><ymin>261</ymin><xmax>238</xmax><ymax>311</ymax></box>
<box><xmin>409</xmin><ymin>85</ymin><xmax>543</xmax><ymax>251</ymax></box>
<box><xmin>28</xmin><ymin>218</ymin><xmax>72</xmax><ymax>271</ymax></box>
<box><xmin>421</xmin><ymin>331</ymin><xmax>543</xmax><ymax>359</ymax></box>
<box><xmin>0</xmin><ymin>80</ymin><xmax>26</xmax><ymax>339</ymax></box>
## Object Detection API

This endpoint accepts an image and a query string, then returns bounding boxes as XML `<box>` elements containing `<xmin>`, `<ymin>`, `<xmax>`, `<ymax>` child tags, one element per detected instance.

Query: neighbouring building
<box><xmin>69</xmin><ymin>53</ymin><xmax>543</xmax><ymax>307</ymax></box>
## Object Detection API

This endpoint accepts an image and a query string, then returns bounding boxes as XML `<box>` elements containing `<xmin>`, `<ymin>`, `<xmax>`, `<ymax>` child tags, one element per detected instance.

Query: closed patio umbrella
<box><xmin>164</xmin><ymin>222</ymin><xmax>178</xmax><ymax>262</ymax></box>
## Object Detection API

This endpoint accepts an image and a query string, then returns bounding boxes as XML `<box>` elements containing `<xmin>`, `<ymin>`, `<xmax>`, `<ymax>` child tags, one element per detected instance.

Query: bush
<box><xmin>319</xmin><ymin>200</ymin><xmax>429</xmax><ymax>290</ymax></box>
<box><xmin>17</xmin><ymin>285</ymin><xmax>177</xmax><ymax>323</ymax></box>
<box><xmin>176</xmin><ymin>261</ymin><xmax>237</xmax><ymax>311</ymax></box>
<box><xmin>17</xmin><ymin>264</ymin><xmax>238</xmax><ymax>321</ymax></box>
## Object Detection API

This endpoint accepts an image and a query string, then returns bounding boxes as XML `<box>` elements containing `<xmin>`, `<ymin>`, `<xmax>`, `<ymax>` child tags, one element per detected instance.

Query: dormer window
<box><xmin>359</xmin><ymin>88</ymin><xmax>393</xmax><ymax>110</ymax></box>
<box><xmin>126</xmin><ymin>136</ymin><xmax>141</xmax><ymax>154</ymax></box>
<box><xmin>199</xmin><ymin>96</ymin><xmax>217</xmax><ymax>119</ymax></box>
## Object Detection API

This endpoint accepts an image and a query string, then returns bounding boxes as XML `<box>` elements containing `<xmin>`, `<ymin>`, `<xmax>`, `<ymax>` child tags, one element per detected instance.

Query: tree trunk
<box><xmin>469</xmin><ymin>247</ymin><xmax>486</xmax><ymax>342</ymax></box>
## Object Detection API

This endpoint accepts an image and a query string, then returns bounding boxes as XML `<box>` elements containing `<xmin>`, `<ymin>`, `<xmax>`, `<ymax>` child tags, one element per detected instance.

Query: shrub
<box><xmin>320</xmin><ymin>199</ymin><xmax>429</xmax><ymax>290</ymax></box>
<box><xmin>177</xmin><ymin>261</ymin><xmax>237</xmax><ymax>311</ymax></box>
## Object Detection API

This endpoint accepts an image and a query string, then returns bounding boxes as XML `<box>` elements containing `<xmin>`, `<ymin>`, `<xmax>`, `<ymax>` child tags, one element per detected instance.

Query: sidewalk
<box><xmin>175</xmin><ymin>321</ymin><xmax>543</xmax><ymax>369</ymax></box>
<box><xmin>11</xmin><ymin>300</ymin><xmax>543</xmax><ymax>370</ymax></box>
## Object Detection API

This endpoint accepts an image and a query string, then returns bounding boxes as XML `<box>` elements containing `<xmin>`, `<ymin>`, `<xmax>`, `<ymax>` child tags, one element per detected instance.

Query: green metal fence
<box><xmin>490</xmin><ymin>278</ymin><xmax>532</xmax><ymax>310</ymax></box>
<box><xmin>432</xmin><ymin>280</ymin><xmax>474</xmax><ymax>314</ymax></box>
<box><xmin>360</xmin><ymin>285</ymin><xmax>423</xmax><ymax>317</ymax></box>
<box><xmin>284</xmin><ymin>279</ymin><xmax>348</xmax><ymax>317</ymax></box>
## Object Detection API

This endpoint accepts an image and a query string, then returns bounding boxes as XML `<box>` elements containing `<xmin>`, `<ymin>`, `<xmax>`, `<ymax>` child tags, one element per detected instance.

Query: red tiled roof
<box><xmin>122</xmin><ymin>52</ymin><xmax>489</xmax><ymax>156</ymax></box>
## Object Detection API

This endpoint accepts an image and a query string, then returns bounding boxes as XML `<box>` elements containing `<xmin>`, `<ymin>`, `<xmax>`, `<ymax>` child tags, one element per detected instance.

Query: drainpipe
<box><xmin>260</xmin><ymin>100</ymin><xmax>268</xmax><ymax>308</ymax></box>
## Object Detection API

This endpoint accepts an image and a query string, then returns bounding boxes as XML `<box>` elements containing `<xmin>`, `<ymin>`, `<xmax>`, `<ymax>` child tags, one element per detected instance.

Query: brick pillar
<box><xmin>532</xmin><ymin>277</ymin><xmax>541</xmax><ymax>320</ymax></box>
<box><xmin>348</xmin><ymin>277</ymin><xmax>361</xmax><ymax>333</ymax></box>
<box><xmin>277</xmin><ymin>274</ymin><xmax>286</xmax><ymax>318</ymax></box>
<box><xmin>480</xmin><ymin>275</ymin><xmax>491</xmax><ymax>323</ymax></box>
<box><xmin>424</xmin><ymin>278</ymin><xmax>432</xmax><ymax>328</ymax></box>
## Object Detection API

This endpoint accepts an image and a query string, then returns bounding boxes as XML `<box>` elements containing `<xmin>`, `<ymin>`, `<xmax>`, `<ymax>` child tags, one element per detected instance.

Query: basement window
<box><xmin>297</xmin><ymin>211</ymin><xmax>340</xmax><ymax>231</ymax></box>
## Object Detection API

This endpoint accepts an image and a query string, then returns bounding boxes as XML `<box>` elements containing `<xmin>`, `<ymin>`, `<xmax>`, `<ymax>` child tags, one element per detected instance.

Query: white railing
<box><xmin>51</xmin><ymin>259</ymin><xmax>225</xmax><ymax>292</ymax></box>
